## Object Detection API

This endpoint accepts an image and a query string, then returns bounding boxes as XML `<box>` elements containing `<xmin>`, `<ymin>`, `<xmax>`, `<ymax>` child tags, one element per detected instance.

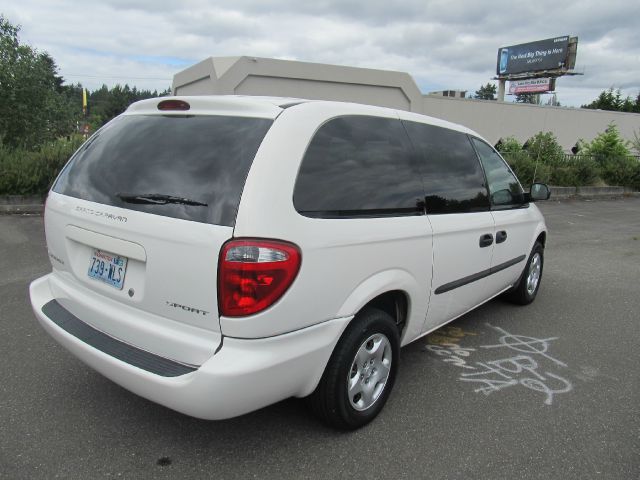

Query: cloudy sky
<box><xmin>4</xmin><ymin>0</ymin><xmax>639</xmax><ymax>106</ymax></box>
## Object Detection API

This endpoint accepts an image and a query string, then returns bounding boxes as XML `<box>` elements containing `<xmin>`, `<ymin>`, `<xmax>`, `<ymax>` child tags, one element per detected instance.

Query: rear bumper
<box><xmin>30</xmin><ymin>275</ymin><xmax>351</xmax><ymax>420</ymax></box>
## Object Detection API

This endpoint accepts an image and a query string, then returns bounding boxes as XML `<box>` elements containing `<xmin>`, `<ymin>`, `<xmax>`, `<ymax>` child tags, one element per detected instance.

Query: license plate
<box><xmin>87</xmin><ymin>249</ymin><xmax>128</xmax><ymax>290</ymax></box>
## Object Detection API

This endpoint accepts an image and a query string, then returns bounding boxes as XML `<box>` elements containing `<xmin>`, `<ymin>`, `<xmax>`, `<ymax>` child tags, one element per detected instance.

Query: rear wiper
<box><xmin>116</xmin><ymin>193</ymin><xmax>208</xmax><ymax>206</ymax></box>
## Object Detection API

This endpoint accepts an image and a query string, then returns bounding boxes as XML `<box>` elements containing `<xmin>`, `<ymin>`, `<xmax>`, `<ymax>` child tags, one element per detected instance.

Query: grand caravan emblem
<box><xmin>75</xmin><ymin>205</ymin><xmax>127</xmax><ymax>223</ymax></box>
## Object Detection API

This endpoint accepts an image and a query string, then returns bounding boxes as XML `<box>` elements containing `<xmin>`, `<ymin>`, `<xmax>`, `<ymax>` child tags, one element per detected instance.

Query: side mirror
<box><xmin>530</xmin><ymin>183</ymin><xmax>551</xmax><ymax>201</ymax></box>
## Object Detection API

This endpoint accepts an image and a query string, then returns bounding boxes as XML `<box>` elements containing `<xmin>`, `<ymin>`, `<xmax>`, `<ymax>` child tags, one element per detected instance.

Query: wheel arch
<box><xmin>362</xmin><ymin>291</ymin><xmax>408</xmax><ymax>335</ymax></box>
<box><xmin>336</xmin><ymin>269</ymin><xmax>417</xmax><ymax>337</ymax></box>
<box><xmin>536</xmin><ymin>230</ymin><xmax>547</xmax><ymax>247</ymax></box>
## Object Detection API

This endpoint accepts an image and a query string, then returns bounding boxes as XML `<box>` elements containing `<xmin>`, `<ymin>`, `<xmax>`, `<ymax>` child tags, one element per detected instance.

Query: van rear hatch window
<box><xmin>53</xmin><ymin>115</ymin><xmax>273</xmax><ymax>226</ymax></box>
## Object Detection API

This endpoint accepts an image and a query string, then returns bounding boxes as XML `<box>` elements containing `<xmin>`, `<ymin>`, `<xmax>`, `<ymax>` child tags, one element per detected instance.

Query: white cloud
<box><xmin>3</xmin><ymin>0</ymin><xmax>639</xmax><ymax>105</ymax></box>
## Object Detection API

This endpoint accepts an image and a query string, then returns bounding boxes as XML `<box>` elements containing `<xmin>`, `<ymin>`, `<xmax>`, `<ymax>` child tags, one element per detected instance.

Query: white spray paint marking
<box><xmin>479</xmin><ymin>324</ymin><xmax>567</xmax><ymax>367</ymax></box>
<box><xmin>426</xmin><ymin>344</ymin><xmax>477</xmax><ymax>369</ymax></box>
<box><xmin>426</xmin><ymin>323</ymin><xmax>573</xmax><ymax>405</ymax></box>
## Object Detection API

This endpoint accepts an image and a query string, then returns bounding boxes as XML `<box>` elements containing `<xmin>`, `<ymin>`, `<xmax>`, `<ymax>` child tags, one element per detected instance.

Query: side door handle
<box><xmin>496</xmin><ymin>230</ymin><xmax>508</xmax><ymax>244</ymax></box>
<box><xmin>479</xmin><ymin>233</ymin><xmax>494</xmax><ymax>248</ymax></box>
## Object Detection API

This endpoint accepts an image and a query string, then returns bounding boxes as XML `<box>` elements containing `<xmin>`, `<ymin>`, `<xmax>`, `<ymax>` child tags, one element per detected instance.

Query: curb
<box><xmin>550</xmin><ymin>186</ymin><xmax>625</xmax><ymax>197</ymax></box>
<box><xmin>549</xmin><ymin>186</ymin><xmax>640</xmax><ymax>201</ymax></box>
<box><xmin>0</xmin><ymin>195</ymin><xmax>45</xmax><ymax>214</ymax></box>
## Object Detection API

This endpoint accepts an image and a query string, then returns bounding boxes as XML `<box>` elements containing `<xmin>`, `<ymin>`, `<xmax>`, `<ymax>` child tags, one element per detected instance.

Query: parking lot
<box><xmin>1</xmin><ymin>197</ymin><xmax>639</xmax><ymax>479</ymax></box>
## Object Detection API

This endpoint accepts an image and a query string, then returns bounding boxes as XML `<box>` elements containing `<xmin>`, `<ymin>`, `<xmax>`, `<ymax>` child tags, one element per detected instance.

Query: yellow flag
<box><xmin>82</xmin><ymin>88</ymin><xmax>87</xmax><ymax>114</ymax></box>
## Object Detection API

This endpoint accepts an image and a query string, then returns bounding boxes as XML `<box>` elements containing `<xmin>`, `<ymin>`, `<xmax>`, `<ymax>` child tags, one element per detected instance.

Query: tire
<box><xmin>308</xmin><ymin>307</ymin><xmax>400</xmax><ymax>430</ymax></box>
<box><xmin>507</xmin><ymin>241</ymin><xmax>544</xmax><ymax>305</ymax></box>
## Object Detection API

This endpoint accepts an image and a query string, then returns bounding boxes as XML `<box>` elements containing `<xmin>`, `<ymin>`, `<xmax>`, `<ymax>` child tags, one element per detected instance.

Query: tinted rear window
<box><xmin>53</xmin><ymin>115</ymin><xmax>273</xmax><ymax>226</ymax></box>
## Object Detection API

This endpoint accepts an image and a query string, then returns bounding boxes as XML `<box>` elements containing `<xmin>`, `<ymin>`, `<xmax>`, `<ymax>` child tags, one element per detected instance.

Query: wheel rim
<box><xmin>526</xmin><ymin>252</ymin><xmax>542</xmax><ymax>295</ymax></box>
<box><xmin>347</xmin><ymin>333</ymin><xmax>392</xmax><ymax>411</ymax></box>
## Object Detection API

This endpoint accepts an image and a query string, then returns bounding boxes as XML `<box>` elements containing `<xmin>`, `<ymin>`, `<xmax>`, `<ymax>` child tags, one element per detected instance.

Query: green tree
<box><xmin>515</xmin><ymin>93</ymin><xmax>540</xmax><ymax>105</ymax></box>
<box><xmin>0</xmin><ymin>15</ymin><xmax>76</xmax><ymax>148</ymax></box>
<box><xmin>495</xmin><ymin>136</ymin><xmax>523</xmax><ymax>153</ymax></box>
<box><xmin>582</xmin><ymin>88</ymin><xmax>635</xmax><ymax>112</ymax></box>
<box><xmin>582</xmin><ymin>123</ymin><xmax>632</xmax><ymax>160</ymax></box>
<box><xmin>86</xmin><ymin>84</ymin><xmax>169</xmax><ymax>128</ymax></box>
<box><xmin>621</xmin><ymin>96</ymin><xmax>635</xmax><ymax>113</ymax></box>
<box><xmin>632</xmin><ymin>130</ymin><xmax>640</xmax><ymax>156</ymax></box>
<box><xmin>474</xmin><ymin>83</ymin><xmax>497</xmax><ymax>100</ymax></box>
<box><xmin>524</xmin><ymin>131</ymin><xmax>565</xmax><ymax>164</ymax></box>
<box><xmin>581</xmin><ymin>123</ymin><xmax>639</xmax><ymax>188</ymax></box>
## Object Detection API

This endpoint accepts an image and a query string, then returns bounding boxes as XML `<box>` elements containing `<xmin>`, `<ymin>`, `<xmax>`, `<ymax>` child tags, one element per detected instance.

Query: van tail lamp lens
<box><xmin>218</xmin><ymin>239</ymin><xmax>301</xmax><ymax>317</ymax></box>
<box><xmin>157</xmin><ymin>99</ymin><xmax>190</xmax><ymax>111</ymax></box>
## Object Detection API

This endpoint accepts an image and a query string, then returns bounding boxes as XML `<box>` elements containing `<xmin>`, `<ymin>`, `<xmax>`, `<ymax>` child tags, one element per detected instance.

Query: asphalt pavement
<box><xmin>1</xmin><ymin>198</ymin><xmax>639</xmax><ymax>479</ymax></box>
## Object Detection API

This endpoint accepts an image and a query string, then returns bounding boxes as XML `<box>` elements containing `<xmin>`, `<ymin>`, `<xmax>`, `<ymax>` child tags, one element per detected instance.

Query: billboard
<box><xmin>497</xmin><ymin>36</ymin><xmax>570</xmax><ymax>76</ymax></box>
<box><xmin>508</xmin><ymin>78</ymin><xmax>555</xmax><ymax>94</ymax></box>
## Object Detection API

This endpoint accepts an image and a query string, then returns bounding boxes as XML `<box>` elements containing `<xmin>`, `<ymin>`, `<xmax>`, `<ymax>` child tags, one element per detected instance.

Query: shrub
<box><xmin>570</xmin><ymin>157</ymin><xmax>601</xmax><ymax>186</ymax></box>
<box><xmin>632</xmin><ymin>130</ymin><xmax>640</xmax><ymax>156</ymax></box>
<box><xmin>504</xmin><ymin>153</ymin><xmax>552</xmax><ymax>187</ymax></box>
<box><xmin>600</xmin><ymin>156</ymin><xmax>640</xmax><ymax>190</ymax></box>
<box><xmin>582</xmin><ymin>123</ymin><xmax>632</xmax><ymax>162</ymax></box>
<box><xmin>576</xmin><ymin>123</ymin><xmax>639</xmax><ymax>189</ymax></box>
<box><xmin>496</xmin><ymin>136</ymin><xmax>523</xmax><ymax>153</ymax></box>
<box><xmin>524</xmin><ymin>131</ymin><xmax>565</xmax><ymax>165</ymax></box>
<box><xmin>550</xmin><ymin>157</ymin><xmax>601</xmax><ymax>187</ymax></box>
<box><xmin>549</xmin><ymin>165</ymin><xmax>577</xmax><ymax>186</ymax></box>
<box><xmin>0</xmin><ymin>136</ymin><xmax>83</xmax><ymax>195</ymax></box>
<box><xmin>502</xmin><ymin>149</ymin><xmax>601</xmax><ymax>187</ymax></box>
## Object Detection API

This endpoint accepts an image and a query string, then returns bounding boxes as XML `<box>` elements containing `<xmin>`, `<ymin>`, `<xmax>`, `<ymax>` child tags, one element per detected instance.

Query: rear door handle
<box><xmin>479</xmin><ymin>233</ymin><xmax>494</xmax><ymax>248</ymax></box>
<box><xmin>496</xmin><ymin>230</ymin><xmax>508</xmax><ymax>244</ymax></box>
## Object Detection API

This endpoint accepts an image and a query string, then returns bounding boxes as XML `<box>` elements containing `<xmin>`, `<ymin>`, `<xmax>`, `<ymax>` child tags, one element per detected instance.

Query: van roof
<box><xmin>125</xmin><ymin>95</ymin><xmax>479</xmax><ymax>138</ymax></box>
<box><xmin>125</xmin><ymin>95</ymin><xmax>307</xmax><ymax>119</ymax></box>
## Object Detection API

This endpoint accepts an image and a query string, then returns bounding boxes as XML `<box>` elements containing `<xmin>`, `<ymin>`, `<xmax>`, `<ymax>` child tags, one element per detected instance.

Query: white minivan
<box><xmin>30</xmin><ymin>96</ymin><xmax>549</xmax><ymax>429</ymax></box>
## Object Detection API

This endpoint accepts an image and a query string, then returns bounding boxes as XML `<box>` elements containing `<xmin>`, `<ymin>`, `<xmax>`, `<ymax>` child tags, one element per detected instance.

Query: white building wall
<box><xmin>422</xmin><ymin>95</ymin><xmax>640</xmax><ymax>149</ymax></box>
<box><xmin>235</xmin><ymin>76</ymin><xmax>411</xmax><ymax>110</ymax></box>
<box><xmin>173</xmin><ymin>56</ymin><xmax>640</xmax><ymax>151</ymax></box>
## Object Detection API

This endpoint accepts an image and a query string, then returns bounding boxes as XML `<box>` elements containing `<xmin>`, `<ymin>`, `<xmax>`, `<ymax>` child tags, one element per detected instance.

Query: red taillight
<box><xmin>218</xmin><ymin>239</ymin><xmax>301</xmax><ymax>317</ymax></box>
<box><xmin>157</xmin><ymin>99</ymin><xmax>190</xmax><ymax>111</ymax></box>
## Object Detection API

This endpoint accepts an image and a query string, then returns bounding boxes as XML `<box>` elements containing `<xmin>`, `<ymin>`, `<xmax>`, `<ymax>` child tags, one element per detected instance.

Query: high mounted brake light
<box><xmin>157</xmin><ymin>99</ymin><xmax>190</xmax><ymax>111</ymax></box>
<box><xmin>218</xmin><ymin>239</ymin><xmax>301</xmax><ymax>317</ymax></box>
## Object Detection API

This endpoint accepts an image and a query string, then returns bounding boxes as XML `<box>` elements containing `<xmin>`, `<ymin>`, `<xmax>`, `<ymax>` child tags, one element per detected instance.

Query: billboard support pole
<box><xmin>498</xmin><ymin>79</ymin><xmax>506</xmax><ymax>102</ymax></box>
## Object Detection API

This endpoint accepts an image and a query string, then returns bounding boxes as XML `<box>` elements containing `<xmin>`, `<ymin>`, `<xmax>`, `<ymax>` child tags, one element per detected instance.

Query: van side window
<box><xmin>402</xmin><ymin>121</ymin><xmax>489</xmax><ymax>214</ymax></box>
<box><xmin>293</xmin><ymin>116</ymin><xmax>425</xmax><ymax>218</ymax></box>
<box><xmin>470</xmin><ymin>137</ymin><xmax>525</xmax><ymax>207</ymax></box>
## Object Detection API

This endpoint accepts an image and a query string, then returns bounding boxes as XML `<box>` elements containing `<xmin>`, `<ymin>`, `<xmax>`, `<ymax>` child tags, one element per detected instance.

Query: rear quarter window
<box><xmin>293</xmin><ymin>116</ymin><xmax>425</xmax><ymax>218</ymax></box>
<box><xmin>53</xmin><ymin>115</ymin><xmax>273</xmax><ymax>226</ymax></box>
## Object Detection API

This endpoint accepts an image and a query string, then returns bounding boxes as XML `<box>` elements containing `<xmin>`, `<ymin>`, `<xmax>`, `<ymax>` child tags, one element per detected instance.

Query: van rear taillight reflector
<box><xmin>157</xmin><ymin>99</ymin><xmax>190</xmax><ymax>111</ymax></box>
<box><xmin>218</xmin><ymin>239</ymin><xmax>301</xmax><ymax>317</ymax></box>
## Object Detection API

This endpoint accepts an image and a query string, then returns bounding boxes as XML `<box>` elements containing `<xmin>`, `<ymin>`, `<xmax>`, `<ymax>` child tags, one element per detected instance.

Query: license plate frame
<box><xmin>87</xmin><ymin>249</ymin><xmax>128</xmax><ymax>290</ymax></box>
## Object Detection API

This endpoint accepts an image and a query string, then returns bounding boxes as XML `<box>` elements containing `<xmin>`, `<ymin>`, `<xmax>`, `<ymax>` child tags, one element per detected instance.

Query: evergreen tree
<box><xmin>515</xmin><ymin>93</ymin><xmax>540</xmax><ymax>104</ymax></box>
<box><xmin>524</xmin><ymin>132</ymin><xmax>565</xmax><ymax>164</ymax></box>
<box><xmin>474</xmin><ymin>83</ymin><xmax>497</xmax><ymax>100</ymax></box>
<box><xmin>583</xmin><ymin>123</ymin><xmax>632</xmax><ymax>160</ymax></box>
<box><xmin>86</xmin><ymin>84</ymin><xmax>169</xmax><ymax>128</ymax></box>
<box><xmin>0</xmin><ymin>15</ymin><xmax>76</xmax><ymax>148</ymax></box>
<box><xmin>495</xmin><ymin>136</ymin><xmax>522</xmax><ymax>153</ymax></box>
<box><xmin>631</xmin><ymin>130</ymin><xmax>640</xmax><ymax>156</ymax></box>
<box><xmin>582</xmin><ymin>88</ymin><xmax>635</xmax><ymax>112</ymax></box>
